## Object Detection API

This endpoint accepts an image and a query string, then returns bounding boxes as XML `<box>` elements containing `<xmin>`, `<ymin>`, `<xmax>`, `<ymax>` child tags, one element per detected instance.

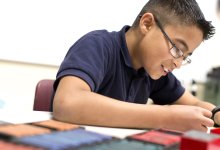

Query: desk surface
<box><xmin>0</xmin><ymin>109</ymin><xmax>145</xmax><ymax>139</ymax></box>
<box><xmin>0</xmin><ymin>109</ymin><xmax>220</xmax><ymax>150</ymax></box>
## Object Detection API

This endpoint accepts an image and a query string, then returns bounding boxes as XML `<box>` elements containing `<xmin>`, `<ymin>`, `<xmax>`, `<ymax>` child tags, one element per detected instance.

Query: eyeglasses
<box><xmin>154</xmin><ymin>16</ymin><xmax>191</xmax><ymax>65</ymax></box>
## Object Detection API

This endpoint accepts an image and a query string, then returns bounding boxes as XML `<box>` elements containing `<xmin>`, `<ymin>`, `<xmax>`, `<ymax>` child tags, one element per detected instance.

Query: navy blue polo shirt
<box><xmin>54</xmin><ymin>26</ymin><xmax>185</xmax><ymax>105</ymax></box>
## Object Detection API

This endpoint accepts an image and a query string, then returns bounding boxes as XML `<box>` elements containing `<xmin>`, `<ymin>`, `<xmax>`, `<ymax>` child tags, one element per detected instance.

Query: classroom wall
<box><xmin>0</xmin><ymin>0</ymin><xmax>147</xmax><ymax>66</ymax></box>
<box><xmin>0</xmin><ymin>60</ymin><xmax>58</xmax><ymax>111</ymax></box>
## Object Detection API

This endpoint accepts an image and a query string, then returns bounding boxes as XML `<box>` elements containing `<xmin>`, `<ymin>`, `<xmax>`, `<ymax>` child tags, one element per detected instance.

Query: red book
<box><xmin>128</xmin><ymin>129</ymin><xmax>181</xmax><ymax>149</ymax></box>
<box><xmin>180</xmin><ymin>130</ymin><xmax>220</xmax><ymax>150</ymax></box>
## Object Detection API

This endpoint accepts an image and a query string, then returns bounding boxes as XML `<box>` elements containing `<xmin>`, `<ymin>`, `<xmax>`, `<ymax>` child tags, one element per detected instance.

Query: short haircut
<box><xmin>132</xmin><ymin>0</ymin><xmax>215</xmax><ymax>40</ymax></box>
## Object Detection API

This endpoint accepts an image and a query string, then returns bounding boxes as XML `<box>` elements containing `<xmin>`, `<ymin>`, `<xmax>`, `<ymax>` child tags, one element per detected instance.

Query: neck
<box><xmin>125</xmin><ymin>27</ymin><xmax>142</xmax><ymax>70</ymax></box>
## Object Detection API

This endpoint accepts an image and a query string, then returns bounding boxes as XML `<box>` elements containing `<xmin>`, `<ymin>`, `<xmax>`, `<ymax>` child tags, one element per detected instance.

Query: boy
<box><xmin>52</xmin><ymin>0</ymin><xmax>219</xmax><ymax>132</ymax></box>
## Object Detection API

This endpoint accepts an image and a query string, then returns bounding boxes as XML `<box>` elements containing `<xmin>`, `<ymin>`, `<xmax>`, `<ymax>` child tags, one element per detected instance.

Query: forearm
<box><xmin>174</xmin><ymin>90</ymin><xmax>216</xmax><ymax>111</ymax></box>
<box><xmin>53</xmin><ymin>77</ymin><xmax>213</xmax><ymax>132</ymax></box>
<box><xmin>194</xmin><ymin>99</ymin><xmax>216</xmax><ymax>111</ymax></box>
<box><xmin>53</xmin><ymin>90</ymin><xmax>168</xmax><ymax>129</ymax></box>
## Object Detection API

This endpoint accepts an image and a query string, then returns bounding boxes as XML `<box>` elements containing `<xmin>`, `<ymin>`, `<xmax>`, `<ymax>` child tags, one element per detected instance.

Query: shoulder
<box><xmin>73</xmin><ymin>26</ymin><xmax>129</xmax><ymax>50</ymax></box>
<box><xmin>69</xmin><ymin>29</ymin><xmax>118</xmax><ymax>53</ymax></box>
<box><xmin>83</xmin><ymin>29</ymin><xmax>114</xmax><ymax>42</ymax></box>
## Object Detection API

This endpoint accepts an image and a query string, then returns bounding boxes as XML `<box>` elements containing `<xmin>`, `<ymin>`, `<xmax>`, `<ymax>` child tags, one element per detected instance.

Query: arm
<box><xmin>53</xmin><ymin>76</ymin><xmax>167</xmax><ymax>129</ymax></box>
<box><xmin>53</xmin><ymin>76</ymin><xmax>214</xmax><ymax>132</ymax></box>
<box><xmin>173</xmin><ymin>90</ymin><xmax>220</xmax><ymax>126</ymax></box>
<box><xmin>173</xmin><ymin>90</ymin><xmax>215</xmax><ymax>110</ymax></box>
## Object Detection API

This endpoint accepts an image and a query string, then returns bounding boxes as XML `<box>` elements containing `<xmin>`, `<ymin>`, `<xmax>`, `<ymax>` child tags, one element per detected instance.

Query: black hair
<box><xmin>132</xmin><ymin>0</ymin><xmax>215</xmax><ymax>40</ymax></box>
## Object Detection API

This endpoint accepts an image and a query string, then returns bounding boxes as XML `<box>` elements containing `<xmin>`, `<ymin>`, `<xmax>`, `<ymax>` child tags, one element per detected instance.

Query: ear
<box><xmin>139</xmin><ymin>13</ymin><xmax>155</xmax><ymax>33</ymax></box>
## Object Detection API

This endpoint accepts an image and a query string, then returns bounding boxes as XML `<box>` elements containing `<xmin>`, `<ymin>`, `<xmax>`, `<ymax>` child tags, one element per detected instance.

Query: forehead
<box><xmin>164</xmin><ymin>24</ymin><xmax>203</xmax><ymax>54</ymax></box>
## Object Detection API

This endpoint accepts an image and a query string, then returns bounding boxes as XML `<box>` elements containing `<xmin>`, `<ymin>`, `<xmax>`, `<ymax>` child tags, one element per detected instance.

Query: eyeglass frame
<box><xmin>149</xmin><ymin>15</ymin><xmax>192</xmax><ymax>65</ymax></box>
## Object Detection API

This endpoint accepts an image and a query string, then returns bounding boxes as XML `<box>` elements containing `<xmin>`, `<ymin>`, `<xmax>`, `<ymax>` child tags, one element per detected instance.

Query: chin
<box><xmin>149</xmin><ymin>74</ymin><xmax>162</xmax><ymax>80</ymax></box>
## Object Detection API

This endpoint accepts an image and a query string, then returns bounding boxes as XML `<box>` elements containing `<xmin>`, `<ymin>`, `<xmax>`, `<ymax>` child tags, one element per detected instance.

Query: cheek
<box><xmin>141</xmin><ymin>45</ymin><xmax>170</xmax><ymax>65</ymax></box>
<box><xmin>151</xmin><ymin>38</ymin><xmax>173</xmax><ymax>62</ymax></box>
<box><xmin>138</xmin><ymin>30</ymin><xmax>172</xmax><ymax>66</ymax></box>
<box><xmin>138</xmin><ymin>47</ymin><xmax>167</xmax><ymax>72</ymax></box>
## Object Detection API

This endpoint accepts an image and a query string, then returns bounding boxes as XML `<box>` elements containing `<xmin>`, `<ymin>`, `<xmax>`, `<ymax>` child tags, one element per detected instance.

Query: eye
<box><xmin>171</xmin><ymin>46</ymin><xmax>183</xmax><ymax>58</ymax></box>
<box><xmin>175</xmin><ymin>47</ymin><xmax>183</xmax><ymax>57</ymax></box>
<box><xmin>170</xmin><ymin>47</ymin><xmax>179</xmax><ymax>58</ymax></box>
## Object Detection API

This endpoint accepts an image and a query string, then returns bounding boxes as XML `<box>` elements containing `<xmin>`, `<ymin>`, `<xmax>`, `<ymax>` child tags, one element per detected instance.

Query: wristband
<box><xmin>211</xmin><ymin>105</ymin><xmax>220</xmax><ymax>127</ymax></box>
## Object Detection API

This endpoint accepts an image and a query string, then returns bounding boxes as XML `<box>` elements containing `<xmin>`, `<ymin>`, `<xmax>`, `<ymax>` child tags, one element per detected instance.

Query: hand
<box><xmin>164</xmin><ymin>105</ymin><xmax>214</xmax><ymax>132</ymax></box>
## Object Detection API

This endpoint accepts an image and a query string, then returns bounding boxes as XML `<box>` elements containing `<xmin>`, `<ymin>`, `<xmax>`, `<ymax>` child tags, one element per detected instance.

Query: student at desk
<box><xmin>52</xmin><ymin>0</ymin><xmax>220</xmax><ymax>132</ymax></box>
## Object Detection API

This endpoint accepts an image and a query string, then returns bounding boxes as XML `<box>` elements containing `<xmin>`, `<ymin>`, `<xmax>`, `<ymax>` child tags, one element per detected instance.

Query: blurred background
<box><xmin>0</xmin><ymin>0</ymin><xmax>219</xmax><ymax>110</ymax></box>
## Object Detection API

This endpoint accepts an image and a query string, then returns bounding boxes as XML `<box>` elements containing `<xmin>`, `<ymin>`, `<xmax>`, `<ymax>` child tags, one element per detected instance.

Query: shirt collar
<box><xmin>119</xmin><ymin>25</ymin><xmax>133</xmax><ymax>68</ymax></box>
<box><xmin>118</xmin><ymin>25</ymin><xmax>149</xmax><ymax>78</ymax></box>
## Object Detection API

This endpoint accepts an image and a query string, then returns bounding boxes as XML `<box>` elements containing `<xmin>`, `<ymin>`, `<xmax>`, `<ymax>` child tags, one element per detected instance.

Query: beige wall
<box><xmin>0</xmin><ymin>60</ymin><xmax>58</xmax><ymax>111</ymax></box>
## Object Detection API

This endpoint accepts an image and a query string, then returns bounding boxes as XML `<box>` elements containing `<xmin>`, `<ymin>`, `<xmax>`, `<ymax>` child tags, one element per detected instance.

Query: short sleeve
<box><xmin>54</xmin><ymin>31</ymin><xmax>111</xmax><ymax>92</ymax></box>
<box><xmin>149</xmin><ymin>73</ymin><xmax>185</xmax><ymax>105</ymax></box>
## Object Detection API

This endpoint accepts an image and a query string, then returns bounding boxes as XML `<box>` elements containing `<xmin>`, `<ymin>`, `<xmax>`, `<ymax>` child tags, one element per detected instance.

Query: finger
<box><xmin>199</xmin><ymin>125</ymin><xmax>208</xmax><ymax>132</ymax></box>
<box><xmin>201</xmin><ymin>117</ymin><xmax>214</xmax><ymax>127</ymax></box>
<box><xmin>202</xmin><ymin>109</ymin><xmax>212</xmax><ymax>118</ymax></box>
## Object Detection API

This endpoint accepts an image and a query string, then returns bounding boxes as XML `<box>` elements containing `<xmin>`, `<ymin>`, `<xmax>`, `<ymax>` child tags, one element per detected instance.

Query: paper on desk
<box><xmin>84</xmin><ymin>126</ymin><xmax>147</xmax><ymax>139</ymax></box>
<box><xmin>0</xmin><ymin>109</ymin><xmax>148</xmax><ymax>138</ymax></box>
<box><xmin>0</xmin><ymin>109</ymin><xmax>51</xmax><ymax>124</ymax></box>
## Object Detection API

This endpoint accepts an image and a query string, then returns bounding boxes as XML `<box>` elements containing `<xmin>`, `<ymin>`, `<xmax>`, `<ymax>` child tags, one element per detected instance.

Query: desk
<box><xmin>0</xmin><ymin>109</ymin><xmax>219</xmax><ymax>150</ymax></box>
<box><xmin>0</xmin><ymin>109</ymin><xmax>145</xmax><ymax>139</ymax></box>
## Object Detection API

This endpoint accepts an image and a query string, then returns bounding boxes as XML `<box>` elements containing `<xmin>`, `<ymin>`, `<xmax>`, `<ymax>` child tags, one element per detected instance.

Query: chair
<box><xmin>33</xmin><ymin>79</ymin><xmax>55</xmax><ymax>111</ymax></box>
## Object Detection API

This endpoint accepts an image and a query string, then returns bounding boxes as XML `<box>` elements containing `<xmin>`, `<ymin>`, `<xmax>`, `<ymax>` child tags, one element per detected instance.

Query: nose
<box><xmin>173</xmin><ymin>58</ymin><xmax>183</xmax><ymax>69</ymax></box>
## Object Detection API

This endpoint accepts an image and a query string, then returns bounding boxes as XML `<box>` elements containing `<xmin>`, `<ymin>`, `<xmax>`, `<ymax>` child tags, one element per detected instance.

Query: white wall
<box><xmin>0</xmin><ymin>0</ymin><xmax>147</xmax><ymax>66</ymax></box>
